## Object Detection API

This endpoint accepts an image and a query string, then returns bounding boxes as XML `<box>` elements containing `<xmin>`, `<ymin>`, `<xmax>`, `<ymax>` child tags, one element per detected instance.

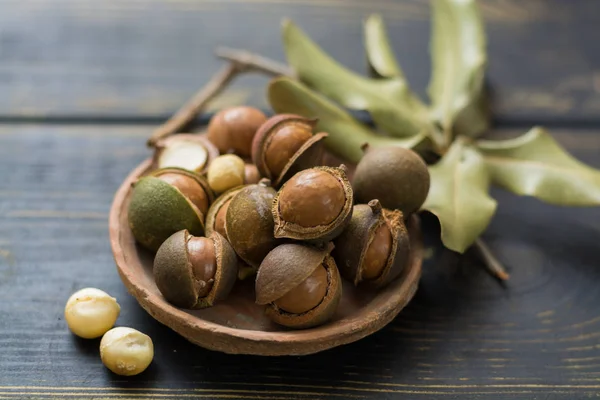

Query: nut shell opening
<box><xmin>128</xmin><ymin>173</ymin><xmax>208</xmax><ymax>252</ymax></box>
<box><xmin>266</xmin><ymin>255</ymin><xmax>341</xmax><ymax>329</ymax></box>
<box><xmin>226</xmin><ymin>182</ymin><xmax>279</xmax><ymax>268</ymax></box>
<box><xmin>204</xmin><ymin>186</ymin><xmax>246</xmax><ymax>240</ymax></box>
<box><xmin>153</xmin><ymin>230</ymin><xmax>237</xmax><ymax>309</ymax></box>
<box><xmin>273</xmin><ymin>264</ymin><xmax>328</xmax><ymax>314</ymax></box>
<box><xmin>333</xmin><ymin>203</ymin><xmax>410</xmax><ymax>289</ymax></box>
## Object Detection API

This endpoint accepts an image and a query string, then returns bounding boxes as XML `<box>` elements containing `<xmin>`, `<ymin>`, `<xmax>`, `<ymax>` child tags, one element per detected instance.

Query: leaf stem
<box><xmin>474</xmin><ymin>238</ymin><xmax>510</xmax><ymax>281</ymax></box>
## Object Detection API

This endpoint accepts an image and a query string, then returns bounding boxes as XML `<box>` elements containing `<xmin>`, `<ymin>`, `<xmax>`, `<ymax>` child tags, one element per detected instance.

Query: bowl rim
<box><xmin>109</xmin><ymin>158</ymin><xmax>423</xmax><ymax>355</ymax></box>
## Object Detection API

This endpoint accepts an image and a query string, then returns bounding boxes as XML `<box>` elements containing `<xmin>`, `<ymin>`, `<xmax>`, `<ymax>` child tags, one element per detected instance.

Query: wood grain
<box><xmin>0</xmin><ymin>125</ymin><xmax>599</xmax><ymax>398</ymax></box>
<box><xmin>1</xmin><ymin>0</ymin><xmax>600</xmax><ymax>124</ymax></box>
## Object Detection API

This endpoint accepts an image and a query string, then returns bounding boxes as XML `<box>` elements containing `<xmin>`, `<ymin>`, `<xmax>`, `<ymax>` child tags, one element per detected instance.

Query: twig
<box><xmin>475</xmin><ymin>238</ymin><xmax>510</xmax><ymax>281</ymax></box>
<box><xmin>216</xmin><ymin>47</ymin><xmax>293</xmax><ymax>77</ymax></box>
<box><xmin>147</xmin><ymin>48</ymin><xmax>293</xmax><ymax>147</ymax></box>
<box><xmin>147</xmin><ymin>63</ymin><xmax>240</xmax><ymax>147</ymax></box>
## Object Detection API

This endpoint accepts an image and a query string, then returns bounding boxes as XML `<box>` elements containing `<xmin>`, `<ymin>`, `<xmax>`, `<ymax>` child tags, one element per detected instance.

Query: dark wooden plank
<box><xmin>1</xmin><ymin>0</ymin><xmax>600</xmax><ymax>124</ymax></box>
<box><xmin>0</xmin><ymin>124</ymin><xmax>600</xmax><ymax>399</ymax></box>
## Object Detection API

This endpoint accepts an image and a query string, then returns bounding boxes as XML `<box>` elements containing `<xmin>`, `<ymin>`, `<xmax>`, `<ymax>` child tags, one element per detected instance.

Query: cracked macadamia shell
<box><xmin>153</xmin><ymin>230</ymin><xmax>238</xmax><ymax>309</ymax></box>
<box><xmin>127</xmin><ymin>168</ymin><xmax>214</xmax><ymax>252</ymax></box>
<box><xmin>204</xmin><ymin>185</ymin><xmax>246</xmax><ymax>240</ymax></box>
<box><xmin>334</xmin><ymin>201</ymin><xmax>410</xmax><ymax>289</ymax></box>
<box><xmin>255</xmin><ymin>243</ymin><xmax>342</xmax><ymax>329</ymax></box>
<box><xmin>252</xmin><ymin>114</ymin><xmax>327</xmax><ymax>187</ymax></box>
<box><xmin>225</xmin><ymin>180</ymin><xmax>280</xmax><ymax>268</ymax></box>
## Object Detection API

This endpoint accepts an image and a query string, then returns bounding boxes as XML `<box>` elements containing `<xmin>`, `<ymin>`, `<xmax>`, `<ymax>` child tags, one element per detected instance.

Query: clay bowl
<box><xmin>109</xmin><ymin>158</ymin><xmax>423</xmax><ymax>356</ymax></box>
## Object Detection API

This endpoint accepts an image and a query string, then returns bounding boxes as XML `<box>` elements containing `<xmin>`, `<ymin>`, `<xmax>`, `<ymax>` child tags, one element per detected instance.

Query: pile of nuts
<box><xmin>128</xmin><ymin>106</ymin><xmax>430</xmax><ymax>329</ymax></box>
<box><xmin>64</xmin><ymin>288</ymin><xmax>154</xmax><ymax>376</ymax></box>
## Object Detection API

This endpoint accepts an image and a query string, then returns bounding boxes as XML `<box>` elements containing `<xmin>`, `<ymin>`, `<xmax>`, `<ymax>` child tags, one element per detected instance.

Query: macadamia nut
<box><xmin>100</xmin><ymin>327</ymin><xmax>154</xmax><ymax>376</ymax></box>
<box><xmin>64</xmin><ymin>288</ymin><xmax>120</xmax><ymax>339</ymax></box>
<box><xmin>207</xmin><ymin>154</ymin><xmax>245</xmax><ymax>194</ymax></box>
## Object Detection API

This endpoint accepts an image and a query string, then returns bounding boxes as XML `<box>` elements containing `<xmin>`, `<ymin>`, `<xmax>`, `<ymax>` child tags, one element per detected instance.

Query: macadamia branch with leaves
<box><xmin>149</xmin><ymin>0</ymin><xmax>600</xmax><ymax>280</ymax></box>
<box><xmin>267</xmin><ymin>0</ymin><xmax>600</xmax><ymax>257</ymax></box>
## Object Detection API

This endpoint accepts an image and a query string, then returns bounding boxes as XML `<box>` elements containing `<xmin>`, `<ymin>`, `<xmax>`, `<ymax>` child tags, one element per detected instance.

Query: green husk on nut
<box><xmin>128</xmin><ymin>168</ymin><xmax>215</xmax><ymax>252</ymax></box>
<box><xmin>153</xmin><ymin>230</ymin><xmax>238</xmax><ymax>309</ymax></box>
<box><xmin>252</xmin><ymin>114</ymin><xmax>327</xmax><ymax>187</ymax></box>
<box><xmin>333</xmin><ymin>200</ymin><xmax>410</xmax><ymax>288</ymax></box>
<box><xmin>226</xmin><ymin>179</ymin><xmax>281</xmax><ymax>269</ymax></box>
<box><xmin>204</xmin><ymin>185</ymin><xmax>247</xmax><ymax>241</ymax></box>
<box><xmin>272</xmin><ymin>165</ymin><xmax>353</xmax><ymax>243</ymax></box>
<box><xmin>255</xmin><ymin>242</ymin><xmax>341</xmax><ymax>329</ymax></box>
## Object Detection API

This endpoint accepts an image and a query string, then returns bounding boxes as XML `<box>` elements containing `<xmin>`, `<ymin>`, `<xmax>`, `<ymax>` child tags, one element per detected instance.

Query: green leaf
<box><xmin>428</xmin><ymin>0</ymin><xmax>489</xmax><ymax>138</ymax></box>
<box><xmin>363</xmin><ymin>14</ymin><xmax>429</xmax><ymax>118</ymax></box>
<box><xmin>268</xmin><ymin>77</ymin><xmax>428</xmax><ymax>164</ymax></box>
<box><xmin>423</xmin><ymin>139</ymin><xmax>497</xmax><ymax>253</ymax></box>
<box><xmin>282</xmin><ymin>19</ymin><xmax>429</xmax><ymax>139</ymax></box>
<box><xmin>363</xmin><ymin>14</ymin><xmax>404</xmax><ymax>80</ymax></box>
<box><xmin>476</xmin><ymin>127</ymin><xmax>600</xmax><ymax>206</ymax></box>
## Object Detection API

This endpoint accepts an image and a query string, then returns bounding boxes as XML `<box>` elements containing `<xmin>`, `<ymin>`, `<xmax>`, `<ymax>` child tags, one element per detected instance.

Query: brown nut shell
<box><xmin>333</xmin><ymin>200</ymin><xmax>410</xmax><ymax>289</ymax></box>
<box><xmin>204</xmin><ymin>185</ymin><xmax>246</xmax><ymax>240</ymax></box>
<box><xmin>272</xmin><ymin>166</ymin><xmax>353</xmax><ymax>243</ymax></box>
<box><xmin>153</xmin><ymin>133</ymin><xmax>219</xmax><ymax>173</ymax></box>
<box><xmin>244</xmin><ymin>164</ymin><xmax>261</xmax><ymax>184</ymax></box>
<box><xmin>252</xmin><ymin>114</ymin><xmax>327</xmax><ymax>187</ymax></box>
<box><xmin>353</xmin><ymin>146</ymin><xmax>430</xmax><ymax>216</ymax></box>
<box><xmin>207</xmin><ymin>106</ymin><xmax>267</xmax><ymax>157</ymax></box>
<box><xmin>256</xmin><ymin>242</ymin><xmax>341</xmax><ymax>329</ymax></box>
<box><xmin>226</xmin><ymin>179</ymin><xmax>280</xmax><ymax>268</ymax></box>
<box><xmin>153</xmin><ymin>230</ymin><xmax>238</xmax><ymax>309</ymax></box>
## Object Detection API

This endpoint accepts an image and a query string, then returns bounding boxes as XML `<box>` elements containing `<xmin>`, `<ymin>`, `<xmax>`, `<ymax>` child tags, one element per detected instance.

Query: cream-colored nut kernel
<box><xmin>207</xmin><ymin>154</ymin><xmax>245</xmax><ymax>194</ymax></box>
<box><xmin>100</xmin><ymin>327</ymin><xmax>154</xmax><ymax>376</ymax></box>
<box><xmin>64</xmin><ymin>288</ymin><xmax>120</xmax><ymax>339</ymax></box>
<box><xmin>158</xmin><ymin>140</ymin><xmax>208</xmax><ymax>172</ymax></box>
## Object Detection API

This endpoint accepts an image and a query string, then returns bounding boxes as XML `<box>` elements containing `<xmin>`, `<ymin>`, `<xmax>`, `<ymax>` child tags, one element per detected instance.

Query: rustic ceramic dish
<box><xmin>109</xmin><ymin>158</ymin><xmax>423</xmax><ymax>356</ymax></box>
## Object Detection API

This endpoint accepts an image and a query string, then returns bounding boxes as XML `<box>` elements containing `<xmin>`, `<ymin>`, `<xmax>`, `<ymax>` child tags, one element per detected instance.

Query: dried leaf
<box><xmin>268</xmin><ymin>77</ymin><xmax>428</xmax><ymax>163</ymax></box>
<box><xmin>477</xmin><ymin>127</ymin><xmax>600</xmax><ymax>206</ymax></box>
<box><xmin>428</xmin><ymin>0</ymin><xmax>489</xmax><ymax>138</ymax></box>
<box><xmin>423</xmin><ymin>140</ymin><xmax>497</xmax><ymax>253</ymax></box>
<box><xmin>282</xmin><ymin>19</ymin><xmax>430</xmax><ymax>139</ymax></box>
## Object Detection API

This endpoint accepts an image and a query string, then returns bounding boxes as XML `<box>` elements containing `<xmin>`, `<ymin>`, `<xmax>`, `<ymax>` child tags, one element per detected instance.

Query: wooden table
<box><xmin>1</xmin><ymin>1</ymin><xmax>600</xmax><ymax>398</ymax></box>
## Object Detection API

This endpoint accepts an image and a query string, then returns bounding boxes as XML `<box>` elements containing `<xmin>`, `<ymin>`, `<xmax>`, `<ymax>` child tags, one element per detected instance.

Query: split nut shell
<box><xmin>153</xmin><ymin>230</ymin><xmax>238</xmax><ymax>309</ymax></box>
<box><xmin>128</xmin><ymin>168</ymin><xmax>214</xmax><ymax>251</ymax></box>
<box><xmin>252</xmin><ymin>114</ymin><xmax>327</xmax><ymax>187</ymax></box>
<box><xmin>333</xmin><ymin>200</ymin><xmax>410</xmax><ymax>288</ymax></box>
<box><xmin>226</xmin><ymin>179</ymin><xmax>281</xmax><ymax>268</ymax></box>
<box><xmin>204</xmin><ymin>185</ymin><xmax>246</xmax><ymax>241</ymax></box>
<box><xmin>255</xmin><ymin>242</ymin><xmax>341</xmax><ymax>329</ymax></box>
